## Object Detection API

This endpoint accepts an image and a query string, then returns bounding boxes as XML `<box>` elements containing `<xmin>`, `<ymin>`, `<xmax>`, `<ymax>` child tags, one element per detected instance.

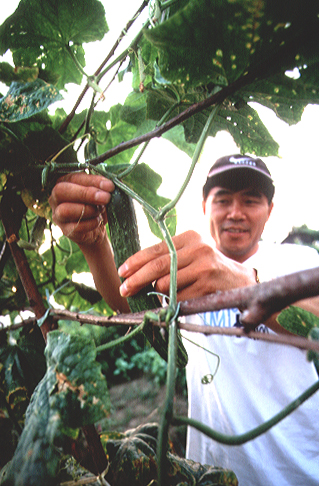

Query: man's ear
<box><xmin>202</xmin><ymin>199</ymin><xmax>206</xmax><ymax>215</ymax></box>
<box><xmin>267</xmin><ymin>201</ymin><xmax>274</xmax><ymax>220</ymax></box>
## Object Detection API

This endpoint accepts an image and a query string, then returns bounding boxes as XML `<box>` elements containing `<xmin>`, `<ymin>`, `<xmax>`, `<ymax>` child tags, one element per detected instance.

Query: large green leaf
<box><xmin>123</xmin><ymin>84</ymin><xmax>279</xmax><ymax>156</ymax></box>
<box><xmin>0</xmin><ymin>0</ymin><xmax>108</xmax><ymax>90</ymax></box>
<box><xmin>145</xmin><ymin>0</ymin><xmax>319</xmax><ymax>89</ymax></box>
<box><xmin>0</xmin><ymin>80</ymin><xmax>62</xmax><ymax>123</ymax></box>
<box><xmin>142</xmin><ymin>0</ymin><xmax>319</xmax><ymax>150</ymax></box>
<box><xmin>241</xmin><ymin>69</ymin><xmax>319</xmax><ymax>126</ymax></box>
<box><xmin>1</xmin><ymin>331</ymin><xmax>111</xmax><ymax>485</ymax></box>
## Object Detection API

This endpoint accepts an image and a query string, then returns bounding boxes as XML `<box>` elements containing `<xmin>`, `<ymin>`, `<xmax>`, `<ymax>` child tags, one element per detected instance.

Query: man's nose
<box><xmin>227</xmin><ymin>201</ymin><xmax>245</xmax><ymax>220</ymax></box>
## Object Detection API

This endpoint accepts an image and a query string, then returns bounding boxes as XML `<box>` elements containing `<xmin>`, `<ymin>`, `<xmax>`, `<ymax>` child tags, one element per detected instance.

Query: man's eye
<box><xmin>216</xmin><ymin>199</ymin><xmax>228</xmax><ymax>204</ymax></box>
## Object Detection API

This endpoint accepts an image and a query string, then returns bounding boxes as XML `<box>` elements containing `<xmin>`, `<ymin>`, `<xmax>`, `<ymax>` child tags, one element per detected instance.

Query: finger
<box><xmin>52</xmin><ymin>201</ymin><xmax>106</xmax><ymax>225</ymax></box>
<box><xmin>62</xmin><ymin>213</ymin><xmax>104</xmax><ymax>240</ymax></box>
<box><xmin>57</xmin><ymin>172</ymin><xmax>115</xmax><ymax>192</ymax></box>
<box><xmin>119</xmin><ymin>240</ymin><xmax>201</xmax><ymax>297</ymax></box>
<box><xmin>50</xmin><ymin>180</ymin><xmax>113</xmax><ymax>209</ymax></box>
<box><xmin>118</xmin><ymin>230</ymin><xmax>201</xmax><ymax>278</ymax></box>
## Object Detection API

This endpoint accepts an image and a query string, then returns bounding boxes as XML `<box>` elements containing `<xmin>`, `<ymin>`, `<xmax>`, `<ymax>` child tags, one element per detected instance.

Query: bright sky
<box><xmin>1</xmin><ymin>0</ymin><xmax>319</xmax><ymax>249</ymax></box>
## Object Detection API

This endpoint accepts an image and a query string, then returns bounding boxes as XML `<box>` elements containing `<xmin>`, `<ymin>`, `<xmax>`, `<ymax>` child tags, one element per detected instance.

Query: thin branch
<box><xmin>4</xmin><ymin>311</ymin><xmax>319</xmax><ymax>355</ymax></box>
<box><xmin>59</xmin><ymin>1</ymin><xmax>149</xmax><ymax>134</ymax></box>
<box><xmin>4</xmin><ymin>268</ymin><xmax>319</xmax><ymax>353</ymax></box>
<box><xmin>179</xmin><ymin>267</ymin><xmax>319</xmax><ymax>327</ymax></box>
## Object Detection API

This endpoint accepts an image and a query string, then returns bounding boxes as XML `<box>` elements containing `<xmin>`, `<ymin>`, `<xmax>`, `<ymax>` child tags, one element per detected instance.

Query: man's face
<box><xmin>203</xmin><ymin>186</ymin><xmax>273</xmax><ymax>263</ymax></box>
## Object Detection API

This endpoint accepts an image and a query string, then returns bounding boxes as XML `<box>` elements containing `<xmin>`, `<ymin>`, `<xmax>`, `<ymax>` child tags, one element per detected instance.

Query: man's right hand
<box><xmin>118</xmin><ymin>230</ymin><xmax>257</xmax><ymax>302</ymax></box>
<box><xmin>49</xmin><ymin>172</ymin><xmax>115</xmax><ymax>246</ymax></box>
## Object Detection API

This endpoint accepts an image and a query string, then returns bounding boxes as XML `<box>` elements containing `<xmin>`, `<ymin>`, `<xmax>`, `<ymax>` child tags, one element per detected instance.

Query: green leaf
<box><xmin>0</xmin><ymin>80</ymin><xmax>62</xmax><ymax>123</ymax></box>
<box><xmin>145</xmin><ymin>0</ymin><xmax>319</xmax><ymax>88</ymax></box>
<box><xmin>163</xmin><ymin>125</ymin><xmax>195</xmax><ymax>158</ymax></box>
<box><xmin>57</xmin><ymin>107</ymin><xmax>138</xmax><ymax>166</ymax></box>
<box><xmin>1</xmin><ymin>331</ymin><xmax>111</xmax><ymax>485</ymax></box>
<box><xmin>211</xmin><ymin>100</ymin><xmax>279</xmax><ymax>157</ymax></box>
<box><xmin>241</xmin><ymin>70</ymin><xmax>319</xmax><ymax>126</ymax></box>
<box><xmin>120</xmin><ymin>163</ymin><xmax>177</xmax><ymax>239</ymax></box>
<box><xmin>144</xmin><ymin>0</ymin><xmax>230</xmax><ymax>89</ymax></box>
<box><xmin>145</xmin><ymin>85</ymin><xmax>279</xmax><ymax>156</ymax></box>
<box><xmin>307</xmin><ymin>327</ymin><xmax>319</xmax><ymax>375</ymax></box>
<box><xmin>277</xmin><ymin>306</ymin><xmax>319</xmax><ymax>337</ymax></box>
<box><xmin>0</xmin><ymin>0</ymin><xmax>109</xmax><ymax>90</ymax></box>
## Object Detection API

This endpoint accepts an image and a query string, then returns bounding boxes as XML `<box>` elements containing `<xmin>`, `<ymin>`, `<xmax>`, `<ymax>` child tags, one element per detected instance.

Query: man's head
<box><xmin>202</xmin><ymin>154</ymin><xmax>275</xmax><ymax>262</ymax></box>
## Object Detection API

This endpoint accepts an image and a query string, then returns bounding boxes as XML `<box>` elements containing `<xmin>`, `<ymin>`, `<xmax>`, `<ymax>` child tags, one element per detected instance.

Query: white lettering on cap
<box><xmin>229</xmin><ymin>156</ymin><xmax>256</xmax><ymax>167</ymax></box>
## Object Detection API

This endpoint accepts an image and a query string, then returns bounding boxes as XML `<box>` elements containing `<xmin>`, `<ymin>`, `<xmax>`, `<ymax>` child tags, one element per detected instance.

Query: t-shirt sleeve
<box><xmin>245</xmin><ymin>243</ymin><xmax>319</xmax><ymax>282</ymax></box>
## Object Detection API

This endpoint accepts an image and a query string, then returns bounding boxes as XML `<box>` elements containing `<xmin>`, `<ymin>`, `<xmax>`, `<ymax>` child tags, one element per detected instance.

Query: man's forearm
<box><xmin>78</xmin><ymin>231</ymin><xmax>130</xmax><ymax>314</ymax></box>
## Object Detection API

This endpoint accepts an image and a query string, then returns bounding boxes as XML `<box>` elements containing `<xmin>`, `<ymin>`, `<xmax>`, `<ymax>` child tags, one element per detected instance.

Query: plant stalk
<box><xmin>173</xmin><ymin>379</ymin><xmax>319</xmax><ymax>445</ymax></box>
<box><xmin>157</xmin><ymin>318</ymin><xmax>178</xmax><ymax>486</ymax></box>
<box><xmin>158</xmin><ymin>98</ymin><xmax>221</xmax><ymax>218</ymax></box>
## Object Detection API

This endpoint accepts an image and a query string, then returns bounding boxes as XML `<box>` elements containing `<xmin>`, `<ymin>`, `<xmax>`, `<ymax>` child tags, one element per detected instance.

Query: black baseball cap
<box><xmin>203</xmin><ymin>154</ymin><xmax>275</xmax><ymax>203</ymax></box>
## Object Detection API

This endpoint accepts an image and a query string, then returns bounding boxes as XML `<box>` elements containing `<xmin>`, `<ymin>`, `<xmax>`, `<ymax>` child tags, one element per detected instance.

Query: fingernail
<box><xmin>119</xmin><ymin>281</ymin><xmax>128</xmax><ymax>297</ymax></box>
<box><xmin>118</xmin><ymin>263</ymin><xmax>128</xmax><ymax>278</ymax></box>
<box><xmin>94</xmin><ymin>191</ymin><xmax>109</xmax><ymax>204</ymax></box>
<box><xmin>100</xmin><ymin>180</ymin><xmax>115</xmax><ymax>191</ymax></box>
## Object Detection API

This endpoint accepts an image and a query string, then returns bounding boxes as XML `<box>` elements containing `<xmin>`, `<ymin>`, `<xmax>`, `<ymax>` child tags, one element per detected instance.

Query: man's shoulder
<box><xmin>248</xmin><ymin>241</ymin><xmax>319</xmax><ymax>280</ymax></box>
<box><xmin>259</xmin><ymin>241</ymin><xmax>318</xmax><ymax>259</ymax></box>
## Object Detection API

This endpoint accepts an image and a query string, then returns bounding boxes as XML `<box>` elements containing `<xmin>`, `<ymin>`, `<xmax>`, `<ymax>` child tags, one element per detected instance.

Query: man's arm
<box><xmin>49</xmin><ymin>172</ymin><xmax>129</xmax><ymax>313</ymax></box>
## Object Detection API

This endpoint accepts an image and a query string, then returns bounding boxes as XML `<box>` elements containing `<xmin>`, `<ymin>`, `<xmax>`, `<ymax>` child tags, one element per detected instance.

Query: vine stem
<box><xmin>157</xmin><ymin>220</ymin><xmax>178</xmax><ymax>309</ymax></box>
<box><xmin>172</xmin><ymin>379</ymin><xmax>319</xmax><ymax>445</ymax></box>
<box><xmin>117</xmin><ymin>99</ymin><xmax>181</xmax><ymax>179</ymax></box>
<box><xmin>95</xmin><ymin>322</ymin><xmax>144</xmax><ymax>353</ymax></box>
<box><xmin>157</xmin><ymin>318</ymin><xmax>178</xmax><ymax>486</ymax></box>
<box><xmin>8</xmin><ymin>308</ymin><xmax>319</xmax><ymax>353</ymax></box>
<box><xmin>158</xmin><ymin>91</ymin><xmax>221</xmax><ymax>218</ymax></box>
<box><xmin>91</xmin><ymin>164</ymin><xmax>158</xmax><ymax>219</ymax></box>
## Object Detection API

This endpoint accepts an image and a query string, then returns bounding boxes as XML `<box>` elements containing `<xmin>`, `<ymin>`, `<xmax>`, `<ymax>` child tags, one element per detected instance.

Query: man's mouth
<box><xmin>222</xmin><ymin>227</ymin><xmax>248</xmax><ymax>234</ymax></box>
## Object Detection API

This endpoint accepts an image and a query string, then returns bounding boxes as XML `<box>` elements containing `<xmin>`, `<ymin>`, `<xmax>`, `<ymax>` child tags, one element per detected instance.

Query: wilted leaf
<box><xmin>0</xmin><ymin>63</ymin><xmax>39</xmax><ymax>86</ymax></box>
<box><xmin>0</xmin><ymin>80</ymin><xmax>62</xmax><ymax>123</ymax></box>
<box><xmin>0</xmin><ymin>324</ymin><xmax>46</xmax><ymax>427</ymax></box>
<box><xmin>1</xmin><ymin>331</ymin><xmax>111</xmax><ymax>485</ymax></box>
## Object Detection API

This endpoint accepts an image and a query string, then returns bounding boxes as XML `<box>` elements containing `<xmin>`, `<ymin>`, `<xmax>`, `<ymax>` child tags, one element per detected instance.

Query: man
<box><xmin>49</xmin><ymin>154</ymin><xmax>319</xmax><ymax>485</ymax></box>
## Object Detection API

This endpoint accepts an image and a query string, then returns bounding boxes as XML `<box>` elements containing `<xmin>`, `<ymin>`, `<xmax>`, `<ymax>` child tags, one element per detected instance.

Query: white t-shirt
<box><xmin>183</xmin><ymin>242</ymin><xmax>319</xmax><ymax>486</ymax></box>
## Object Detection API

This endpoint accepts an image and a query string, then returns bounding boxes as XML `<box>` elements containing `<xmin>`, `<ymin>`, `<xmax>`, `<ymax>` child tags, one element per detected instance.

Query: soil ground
<box><xmin>106</xmin><ymin>376</ymin><xmax>188</xmax><ymax>457</ymax></box>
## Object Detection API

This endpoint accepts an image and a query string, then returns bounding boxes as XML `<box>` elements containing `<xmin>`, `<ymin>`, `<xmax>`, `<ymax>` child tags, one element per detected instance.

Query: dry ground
<box><xmin>105</xmin><ymin>376</ymin><xmax>188</xmax><ymax>457</ymax></box>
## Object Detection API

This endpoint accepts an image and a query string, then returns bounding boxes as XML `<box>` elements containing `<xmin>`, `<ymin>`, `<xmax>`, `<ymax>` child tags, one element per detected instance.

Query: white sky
<box><xmin>1</xmin><ymin>0</ymin><xmax>319</xmax><ymax>249</ymax></box>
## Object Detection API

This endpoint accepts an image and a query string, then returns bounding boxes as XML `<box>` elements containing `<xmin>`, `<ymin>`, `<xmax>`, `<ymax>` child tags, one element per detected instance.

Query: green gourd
<box><xmin>107</xmin><ymin>187</ymin><xmax>188</xmax><ymax>369</ymax></box>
